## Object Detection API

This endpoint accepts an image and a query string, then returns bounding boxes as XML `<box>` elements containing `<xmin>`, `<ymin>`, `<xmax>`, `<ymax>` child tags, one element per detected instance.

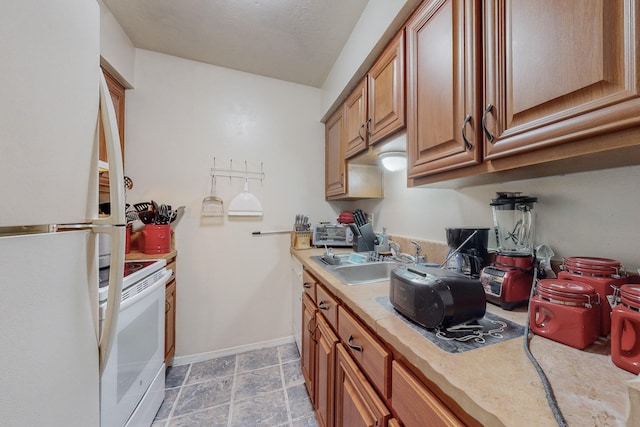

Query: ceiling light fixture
<box><xmin>378</xmin><ymin>151</ymin><xmax>407</xmax><ymax>172</ymax></box>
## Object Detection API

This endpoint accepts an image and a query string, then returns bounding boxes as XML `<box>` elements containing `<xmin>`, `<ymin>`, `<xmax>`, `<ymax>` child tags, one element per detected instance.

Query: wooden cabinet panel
<box><xmin>164</xmin><ymin>280</ymin><xmax>176</xmax><ymax>366</ymax></box>
<box><xmin>406</xmin><ymin>0</ymin><xmax>482</xmax><ymax>178</ymax></box>
<box><xmin>316</xmin><ymin>284</ymin><xmax>338</xmax><ymax>331</ymax></box>
<box><xmin>99</xmin><ymin>70</ymin><xmax>125</xmax><ymax>164</ymax></box>
<box><xmin>302</xmin><ymin>269</ymin><xmax>317</xmax><ymax>302</ymax></box>
<box><xmin>302</xmin><ymin>293</ymin><xmax>317</xmax><ymax>401</ymax></box>
<box><xmin>392</xmin><ymin>361</ymin><xmax>463</xmax><ymax>427</ymax></box>
<box><xmin>315</xmin><ymin>315</ymin><xmax>338</xmax><ymax>427</ymax></box>
<box><xmin>483</xmin><ymin>0</ymin><xmax>640</xmax><ymax>160</ymax></box>
<box><xmin>337</xmin><ymin>306</ymin><xmax>391</xmax><ymax>399</ymax></box>
<box><xmin>344</xmin><ymin>78</ymin><xmax>369</xmax><ymax>159</ymax></box>
<box><xmin>325</xmin><ymin>107</ymin><xmax>346</xmax><ymax>198</ymax></box>
<box><xmin>335</xmin><ymin>344</ymin><xmax>391</xmax><ymax>427</ymax></box>
<box><xmin>368</xmin><ymin>30</ymin><xmax>406</xmax><ymax>145</ymax></box>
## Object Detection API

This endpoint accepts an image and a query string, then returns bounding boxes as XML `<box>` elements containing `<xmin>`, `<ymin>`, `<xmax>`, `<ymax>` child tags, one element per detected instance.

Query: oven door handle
<box><xmin>119</xmin><ymin>269</ymin><xmax>172</xmax><ymax>311</ymax></box>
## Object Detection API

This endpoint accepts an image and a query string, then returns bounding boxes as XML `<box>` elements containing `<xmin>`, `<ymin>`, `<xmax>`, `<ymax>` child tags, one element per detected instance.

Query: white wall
<box><xmin>98</xmin><ymin>0</ymin><xmax>135</xmax><ymax>87</ymax></box>
<box><xmin>125</xmin><ymin>50</ymin><xmax>337</xmax><ymax>358</ymax></box>
<box><xmin>354</xmin><ymin>164</ymin><xmax>640</xmax><ymax>272</ymax></box>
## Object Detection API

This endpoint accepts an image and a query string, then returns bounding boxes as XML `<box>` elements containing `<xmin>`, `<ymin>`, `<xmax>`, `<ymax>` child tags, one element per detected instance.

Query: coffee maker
<box><xmin>444</xmin><ymin>228</ymin><xmax>490</xmax><ymax>278</ymax></box>
<box><xmin>480</xmin><ymin>192</ymin><xmax>538</xmax><ymax>310</ymax></box>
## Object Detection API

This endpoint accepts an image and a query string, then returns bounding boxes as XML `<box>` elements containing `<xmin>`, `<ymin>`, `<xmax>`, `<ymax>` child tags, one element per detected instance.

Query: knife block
<box><xmin>352</xmin><ymin>235</ymin><xmax>373</xmax><ymax>252</ymax></box>
<box><xmin>291</xmin><ymin>229</ymin><xmax>312</xmax><ymax>249</ymax></box>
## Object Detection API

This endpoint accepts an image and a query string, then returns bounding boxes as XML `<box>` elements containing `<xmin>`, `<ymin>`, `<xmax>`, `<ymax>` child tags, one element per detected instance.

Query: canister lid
<box><xmin>536</xmin><ymin>279</ymin><xmax>599</xmax><ymax>305</ymax></box>
<box><xmin>563</xmin><ymin>256</ymin><xmax>621</xmax><ymax>276</ymax></box>
<box><xmin>620</xmin><ymin>285</ymin><xmax>640</xmax><ymax>308</ymax></box>
<box><xmin>538</xmin><ymin>279</ymin><xmax>596</xmax><ymax>295</ymax></box>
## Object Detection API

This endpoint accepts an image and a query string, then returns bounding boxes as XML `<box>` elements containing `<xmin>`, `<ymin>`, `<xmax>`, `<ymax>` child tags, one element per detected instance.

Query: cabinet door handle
<box><xmin>481</xmin><ymin>103</ymin><xmax>495</xmax><ymax>143</ymax></box>
<box><xmin>303</xmin><ymin>282</ymin><xmax>312</xmax><ymax>289</ymax></box>
<box><xmin>318</xmin><ymin>301</ymin><xmax>330</xmax><ymax>311</ymax></box>
<box><xmin>366</xmin><ymin>118</ymin><xmax>371</xmax><ymax>136</ymax></box>
<box><xmin>358</xmin><ymin>124</ymin><xmax>365</xmax><ymax>141</ymax></box>
<box><xmin>308</xmin><ymin>318</ymin><xmax>318</xmax><ymax>343</ymax></box>
<box><xmin>347</xmin><ymin>334</ymin><xmax>363</xmax><ymax>352</ymax></box>
<box><xmin>461</xmin><ymin>114</ymin><xmax>472</xmax><ymax>150</ymax></box>
<box><xmin>165</xmin><ymin>300</ymin><xmax>171</xmax><ymax>314</ymax></box>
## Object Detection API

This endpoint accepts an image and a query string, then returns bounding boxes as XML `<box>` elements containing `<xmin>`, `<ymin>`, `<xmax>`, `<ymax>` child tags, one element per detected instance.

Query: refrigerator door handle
<box><xmin>98</xmin><ymin>225</ymin><xmax>125</xmax><ymax>375</ymax></box>
<box><xmin>94</xmin><ymin>70</ymin><xmax>127</xmax><ymax>375</ymax></box>
<box><xmin>94</xmin><ymin>70</ymin><xmax>126</xmax><ymax>227</ymax></box>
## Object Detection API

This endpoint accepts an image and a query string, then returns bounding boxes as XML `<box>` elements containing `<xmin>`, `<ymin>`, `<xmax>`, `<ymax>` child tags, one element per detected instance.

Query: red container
<box><xmin>529</xmin><ymin>279</ymin><xmax>601</xmax><ymax>350</ymax></box>
<box><xmin>142</xmin><ymin>224</ymin><xmax>171</xmax><ymax>254</ymax></box>
<box><xmin>611</xmin><ymin>285</ymin><xmax>640</xmax><ymax>374</ymax></box>
<box><xmin>558</xmin><ymin>256</ymin><xmax>626</xmax><ymax>336</ymax></box>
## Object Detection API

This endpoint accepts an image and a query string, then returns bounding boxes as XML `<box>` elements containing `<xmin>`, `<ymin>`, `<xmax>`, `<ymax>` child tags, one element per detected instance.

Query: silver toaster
<box><xmin>312</xmin><ymin>223</ymin><xmax>354</xmax><ymax>247</ymax></box>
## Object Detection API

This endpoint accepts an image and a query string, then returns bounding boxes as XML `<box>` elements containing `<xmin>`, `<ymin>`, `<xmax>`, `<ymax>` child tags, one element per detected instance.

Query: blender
<box><xmin>480</xmin><ymin>192</ymin><xmax>538</xmax><ymax>310</ymax></box>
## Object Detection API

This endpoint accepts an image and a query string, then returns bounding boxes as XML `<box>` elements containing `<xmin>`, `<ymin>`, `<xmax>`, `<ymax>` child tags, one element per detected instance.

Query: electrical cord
<box><xmin>524</xmin><ymin>267</ymin><xmax>568</xmax><ymax>427</ymax></box>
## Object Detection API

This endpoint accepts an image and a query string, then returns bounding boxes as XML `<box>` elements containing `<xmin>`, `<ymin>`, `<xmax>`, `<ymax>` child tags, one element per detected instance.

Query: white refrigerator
<box><xmin>0</xmin><ymin>1</ymin><xmax>126</xmax><ymax>425</ymax></box>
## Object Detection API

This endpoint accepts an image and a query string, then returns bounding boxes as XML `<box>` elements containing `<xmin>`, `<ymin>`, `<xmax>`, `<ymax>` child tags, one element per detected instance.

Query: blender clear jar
<box><xmin>491</xmin><ymin>192</ymin><xmax>537</xmax><ymax>255</ymax></box>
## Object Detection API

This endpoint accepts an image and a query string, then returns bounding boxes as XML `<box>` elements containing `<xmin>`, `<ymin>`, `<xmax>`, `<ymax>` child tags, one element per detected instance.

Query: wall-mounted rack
<box><xmin>204</xmin><ymin>158</ymin><xmax>265</xmax><ymax>217</ymax></box>
<box><xmin>210</xmin><ymin>158</ymin><xmax>265</xmax><ymax>183</ymax></box>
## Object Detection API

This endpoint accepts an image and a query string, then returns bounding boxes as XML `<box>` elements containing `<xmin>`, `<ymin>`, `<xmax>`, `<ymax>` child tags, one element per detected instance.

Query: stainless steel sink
<box><xmin>310</xmin><ymin>254</ymin><xmax>401</xmax><ymax>285</ymax></box>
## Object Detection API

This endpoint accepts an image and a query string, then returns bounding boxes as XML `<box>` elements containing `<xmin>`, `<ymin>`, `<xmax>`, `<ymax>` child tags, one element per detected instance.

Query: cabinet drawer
<box><xmin>337</xmin><ymin>305</ymin><xmax>391</xmax><ymax>398</ymax></box>
<box><xmin>316</xmin><ymin>284</ymin><xmax>338</xmax><ymax>331</ymax></box>
<box><xmin>391</xmin><ymin>360</ymin><xmax>463</xmax><ymax>427</ymax></box>
<box><xmin>302</xmin><ymin>269</ymin><xmax>317</xmax><ymax>302</ymax></box>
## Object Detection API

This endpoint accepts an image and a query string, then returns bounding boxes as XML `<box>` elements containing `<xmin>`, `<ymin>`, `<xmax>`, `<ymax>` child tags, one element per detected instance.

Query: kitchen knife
<box><xmin>347</xmin><ymin>223</ymin><xmax>361</xmax><ymax>237</ymax></box>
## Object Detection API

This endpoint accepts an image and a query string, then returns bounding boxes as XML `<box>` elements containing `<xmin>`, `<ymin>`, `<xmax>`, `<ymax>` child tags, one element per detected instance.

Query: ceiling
<box><xmin>102</xmin><ymin>0</ymin><xmax>369</xmax><ymax>88</ymax></box>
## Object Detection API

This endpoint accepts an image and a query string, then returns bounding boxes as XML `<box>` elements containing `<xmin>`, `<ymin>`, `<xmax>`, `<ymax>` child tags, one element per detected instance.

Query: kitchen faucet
<box><xmin>410</xmin><ymin>241</ymin><xmax>422</xmax><ymax>265</ymax></box>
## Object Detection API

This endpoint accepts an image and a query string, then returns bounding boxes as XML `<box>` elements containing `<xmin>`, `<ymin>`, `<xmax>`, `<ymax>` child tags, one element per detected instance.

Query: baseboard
<box><xmin>171</xmin><ymin>335</ymin><xmax>296</xmax><ymax>366</ymax></box>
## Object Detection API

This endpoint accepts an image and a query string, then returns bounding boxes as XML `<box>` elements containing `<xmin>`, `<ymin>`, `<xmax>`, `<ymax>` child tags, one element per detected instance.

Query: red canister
<box><xmin>611</xmin><ymin>285</ymin><xmax>640</xmax><ymax>374</ymax></box>
<box><xmin>529</xmin><ymin>279</ymin><xmax>601</xmax><ymax>350</ymax></box>
<box><xmin>142</xmin><ymin>224</ymin><xmax>171</xmax><ymax>254</ymax></box>
<box><xmin>558</xmin><ymin>256</ymin><xmax>626</xmax><ymax>336</ymax></box>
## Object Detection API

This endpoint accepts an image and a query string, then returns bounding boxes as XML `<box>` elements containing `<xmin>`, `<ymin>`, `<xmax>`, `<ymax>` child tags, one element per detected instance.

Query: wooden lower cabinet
<box><xmin>315</xmin><ymin>315</ymin><xmax>338</xmax><ymax>427</ymax></box>
<box><xmin>337</xmin><ymin>306</ymin><xmax>391</xmax><ymax>399</ymax></box>
<box><xmin>299</xmin><ymin>274</ymin><xmax>475</xmax><ymax>427</ymax></box>
<box><xmin>164</xmin><ymin>279</ymin><xmax>176</xmax><ymax>366</ymax></box>
<box><xmin>391</xmin><ymin>360</ymin><xmax>463</xmax><ymax>427</ymax></box>
<box><xmin>301</xmin><ymin>293</ymin><xmax>317</xmax><ymax>400</ymax></box>
<box><xmin>335</xmin><ymin>344</ymin><xmax>391</xmax><ymax>427</ymax></box>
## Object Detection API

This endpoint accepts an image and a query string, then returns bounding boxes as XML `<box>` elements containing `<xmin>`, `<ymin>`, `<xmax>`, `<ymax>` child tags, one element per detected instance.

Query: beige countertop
<box><xmin>292</xmin><ymin>247</ymin><xmax>636</xmax><ymax>426</ymax></box>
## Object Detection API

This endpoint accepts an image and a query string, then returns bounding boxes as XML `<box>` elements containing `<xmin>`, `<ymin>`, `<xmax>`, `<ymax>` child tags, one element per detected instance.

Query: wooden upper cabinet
<box><xmin>325</xmin><ymin>107</ymin><xmax>346</xmax><ymax>198</ymax></box>
<box><xmin>368</xmin><ymin>30</ymin><xmax>406</xmax><ymax>145</ymax></box>
<box><xmin>99</xmin><ymin>70</ymin><xmax>125</xmax><ymax>164</ymax></box>
<box><xmin>484</xmin><ymin>0</ymin><xmax>640</xmax><ymax>160</ymax></box>
<box><xmin>343</xmin><ymin>78</ymin><xmax>368</xmax><ymax>159</ymax></box>
<box><xmin>406</xmin><ymin>0</ymin><xmax>482</xmax><ymax>179</ymax></box>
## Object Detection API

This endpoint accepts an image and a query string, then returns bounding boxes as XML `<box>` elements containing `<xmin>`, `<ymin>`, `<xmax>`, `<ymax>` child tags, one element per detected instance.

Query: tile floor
<box><xmin>152</xmin><ymin>343</ymin><xmax>319</xmax><ymax>426</ymax></box>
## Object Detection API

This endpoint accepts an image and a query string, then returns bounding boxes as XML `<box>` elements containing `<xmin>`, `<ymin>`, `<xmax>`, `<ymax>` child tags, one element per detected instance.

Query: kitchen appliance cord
<box><xmin>524</xmin><ymin>267</ymin><xmax>568</xmax><ymax>427</ymax></box>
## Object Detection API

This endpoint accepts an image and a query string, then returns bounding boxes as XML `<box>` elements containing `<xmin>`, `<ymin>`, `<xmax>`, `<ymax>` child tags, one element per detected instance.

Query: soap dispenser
<box><xmin>375</xmin><ymin>227</ymin><xmax>390</xmax><ymax>253</ymax></box>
